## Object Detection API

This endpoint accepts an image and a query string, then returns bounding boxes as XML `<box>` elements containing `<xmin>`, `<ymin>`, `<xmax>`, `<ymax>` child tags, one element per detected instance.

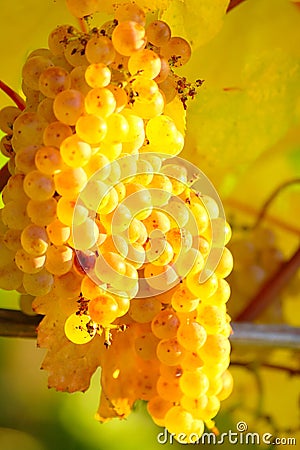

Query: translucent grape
<box><xmin>22</xmin><ymin>56</ymin><xmax>54</xmax><ymax>90</ymax></box>
<box><xmin>27</xmin><ymin>198</ymin><xmax>57</xmax><ymax>226</ymax></box>
<box><xmin>107</xmin><ymin>85</ymin><xmax>128</xmax><ymax>113</ymax></box>
<box><xmin>14</xmin><ymin>145</ymin><xmax>38</xmax><ymax>174</ymax></box>
<box><xmin>1</xmin><ymin>200</ymin><xmax>31</xmax><ymax>230</ymax></box>
<box><xmin>147</xmin><ymin>396</ymin><xmax>173</xmax><ymax>427</ymax></box>
<box><xmin>85</xmin><ymin>63</ymin><xmax>111</xmax><ymax>88</ymax></box>
<box><xmin>15</xmin><ymin>249</ymin><xmax>46</xmax><ymax>274</ymax></box>
<box><xmin>86</xmin><ymin>35</ymin><xmax>116</xmax><ymax>65</ymax></box>
<box><xmin>156</xmin><ymin>337</ymin><xmax>185</xmax><ymax>366</ymax></box>
<box><xmin>72</xmin><ymin>217</ymin><xmax>99</xmax><ymax>250</ymax></box>
<box><xmin>5</xmin><ymin>174</ymin><xmax>28</xmax><ymax>201</ymax></box>
<box><xmin>37</xmin><ymin>98</ymin><xmax>56</xmax><ymax>123</ymax></box>
<box><xmin>84</xmin><ymin>152</ymin><xmax>110</xmax><ymax>179</ymax></box>
<box><xmin>177</xmin><ymin>322</ymin><xmax>207</xmax><ymax>352</ymax></box>
<box><xmin>128</xmin><ymin>49</ymin><xmax>161</xmax><ymax>79</ymax></box>
<box><xmin>145</xmin><ymin>236</ymin><xmax>174</xmax><ymax>266</ymax></box>
<box><xmin>179</xmin><ymin>369</ymin><xmax>209</xmax><ymax>397</ymax></box>
<box><xmin>3</xmin><ymin>229</ymin><xmax>22</xmax><ymax>251</ymax></box>
<box><xmin>112</xmin><ymin>21</ymin><xmax>146</xmax><ymax>56</ymax></box>
<box><xmin>13</xmin><ymin>112</ymin><xmax>47</xmax><ymax>150</ymax></box>
<box><xmin>53</xmin><ymin>89</ymin><xmax>85</xmax><ymax>125</ymax></box>
<box><xmin>186</xmin><ymin>271</ymin><xmax>219</xmax><ymax>299</ymax></box>
<box><xmin>47</xmin><ymin>219</ymin><xmax>71</xmax><ymax>246</ymax></box>
<box><xmin>70</xmin><ymin>65</ymin><xmax>91</xmax><ymax>95</ymax></box>
<box><xmin>21</xmin><ymin>224</ymin><xmax>49</xmax><ymax>256</ymax></box>
<box><xmin>146</xmin><ymin>20</ymin><xmax>171</xmax><ymax>47</ymax></box>
<box><xmin>64</xmin><ymin>312</ymin><xmax>96</xmax><ymax>344</ymax></box>
<box><xmin>197</xmin><ymin>304</ymin><xmax>226</xmax><ymax>334</ymax></box>
<box><xmin>144</xmin><ymin>264</ymin><xmax>178</xmax><ymax>291</ymax></box>
<box><xmin>23</xmin><ymin>170</ymin><xmax>55</xmax><ymax>201</ymax></box>
<box><xmin>131</xmin><ymin>90</ymin><xmax>165</xmax><ymax>119</ymax></box>
<box><xmin>60</xmin><ymin>134</ymin><xmax>92</xmax><ymax>167</ymax></box>
<box><xmin>0</xmin><ymin>106</ymin><xmax>21</xmax><ymax>134</ymax></box>
<box><xmin>45</xmin><ymin>245</ymin><xmax>73</xmax><ymax>275</ymax></box>
<box><xmin>76</xmin><ymin>114</ymin><xmax>107</xmax><ymax>144</ymax></box>
<box><xmin>23</xmin><ymin>268</ymin><xmax>54</xmax><ymax>296</ymax></box>
<box><xmin>88</xmin><ymin>293</ymin><xmax>118</xmax><ymax>325</ymax></box>
<box><xmin>128</xmin><ymin>297</ymin><xmax>161</xmax><ymax>323</ymax></box>
<box><xmin>54</xmin><ymin>167</ymin><xmax>87</xmax><ymax>198</ymax></box>
<box><xmin>39</xmin><ymin>66</ymin><xmax>71</xmax><ymax>98</ymax></box>
<box><xmin>48</xmin><ymin>25</ymin><xmax>76</xmax><ymax>56</ymax></box>
<box><xmin>164</xmin><ymin>406</ymin><xmax>193</xmax><ymax>435</ymax></box>
<box><xmin>199</xmin><ymin>334</ymin><xmax>231</xmax><ymax>363</ymax></box>
<box><xmin>0</xmin><ymin>262</ymin><xmax>23</xmax><ymax>290</ymax></box>
<box><xmin>85</xmin><ymin>87</ymin><xmax>116</xmax><ymax>117</ymax></box>
<box><xmin>64</xmin><ymin>38</ymin><xmax>88</xmax><ymax>67</ymax></box>
<box><xmin>151</xmin><ymin>309</ymin><xmax>180</xmax><ymax>339</ymax></box>
<box><xmin>35</xmin><ymin>146</ymin><xmax>64</xmax><ymax>174</ymax></box>
<box><xmin>171</xmin><ymin>283</ymin><xmax>199</xmax><ymax>313</ymax></box>
<box><xmin>157</xmin><ymin>375</ymin><xmax>183</xmax><ymax>402</ymax></box>
<box><xmin>43</xmin><ymin>121</ymin><xmax>73</xmax><ymax>148</ymax></box>
<box><xmin>161</xmin><ymin>37</ymin><xmax>192</xmax><ymax>67</ymax></box>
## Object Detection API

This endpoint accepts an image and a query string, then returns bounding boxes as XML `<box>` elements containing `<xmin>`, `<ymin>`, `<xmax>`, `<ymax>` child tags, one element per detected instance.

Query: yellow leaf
<box><xmin>162</xmin><ymin>0</ymin><xmax>230</xmax><ymax>48</ymax></box>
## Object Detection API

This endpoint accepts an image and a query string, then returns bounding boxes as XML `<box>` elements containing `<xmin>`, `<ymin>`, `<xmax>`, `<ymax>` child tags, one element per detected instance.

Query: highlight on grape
<box><xmin>0</xmin><ymin>0</ymin><xmax>235</xmax><ymax>442</ymax></box>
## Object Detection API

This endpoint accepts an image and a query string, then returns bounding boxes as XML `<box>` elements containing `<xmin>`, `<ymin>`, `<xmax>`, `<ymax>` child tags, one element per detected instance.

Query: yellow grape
<box><xmin>64</xmin><ymin>312</ymin><xmax>96</xmax><ymax>344</ymax></box>
<box><xmin>35</xmin><ymin>146</ymin><xmax>65</xmax><ymax>174</ymax></box>
<box><xmin>85</xmin><ymin>35</ymin><xmax>116</xmax><ymax>65</ymax></box>
<box><xmin>39</xmin><ymin>66</ymin><xmax>71</xmax><ymax>98</ymax></box>
<box><xmin>76</xmin><ymin>114</ymin><xmax>107</xmax><ymax>145</ymax></box>
<box><xmin>112</xmin><ymin>21</ymin><xmax>146</xmax><ymax>56</ymax></box>
<box><xmin>53</xmin><ymin>89</ymin><xmax>85</xmax><ymax>125</ymax></box>
<box><xmin>60</xmin><ymin>134</ymin><xmax>92</xmax><ymax>167</ymax></box>
<box><xmin>146</xmin><ymin>20</ymin><xmax>171</xmax><ymax>47</ymax></box>
<box><xmin>88</xmin><ymin>293</ymin><xmax>119</xmax><ymax>325</ymax></box>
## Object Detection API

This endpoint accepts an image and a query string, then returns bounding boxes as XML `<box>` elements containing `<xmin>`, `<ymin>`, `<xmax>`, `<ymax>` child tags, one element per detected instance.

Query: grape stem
<box><xmin>0</xmin><ymin>163</ymin><xmax>10</xmax><ymax>192</ymax></box>
<box><xmin>253</xmin><ymin>178</ymin><xmax>300</xmax><ymax>229</ymax></box>
<box><xmin>0</xmin><ymin>80</ymin><xmax>25</xmax><ymax>110</ymax></box>
<box><xmin>224</xmin><ymin>198</ymin><xmax>300</xmax><ymax>235</ymax></box>
<box><xmin>1</xmin><ymin>309</ymin><xmax>300</xmax><ymax>350</ymax></box>
<box><xmin>227</xmin><ymin>0</ymin><xmax>247</xmax><ymax>13</ymax></box>
<box><xmin>236</xmin><ymin>246</ymin><xmax>300</xmax><ymax>322</ymax></box>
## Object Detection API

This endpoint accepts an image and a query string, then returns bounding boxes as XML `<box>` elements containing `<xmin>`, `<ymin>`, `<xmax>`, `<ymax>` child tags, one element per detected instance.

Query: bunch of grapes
<box><xmin>0</xmin><ymin>0</ymin><xmax>234</xmax><ymax>440</ymax></box>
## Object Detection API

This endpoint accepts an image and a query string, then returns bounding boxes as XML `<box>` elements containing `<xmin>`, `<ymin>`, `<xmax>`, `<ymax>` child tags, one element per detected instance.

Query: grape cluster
<box><xmin>0</xmin><ymin>0</ymin><xmax>234</xmax><ymax>439</ymax></box>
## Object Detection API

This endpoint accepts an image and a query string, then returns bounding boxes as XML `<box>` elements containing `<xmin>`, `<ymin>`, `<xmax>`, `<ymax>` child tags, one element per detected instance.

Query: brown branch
<box><xmin>0</xmin><ymin>309</ymin><xmax>41</xmax><ymax>338</ymax></box>
<box><xmin>226</xmin><ymin>0</ymin><xmax>247</xmax><ymax>13</ymax></box>
<box><xmin>1</xmin><ymin>310</ymin><xmax>300</xmax><ymax>352</ymax></box>
<box><xmin>0</xmin><ymin>80</ymin><xmax>25</xmax><ymax>110</ymax></box>
<box><xmin>230</xmin><ymin>322</ymin><xmax>300</xmax><ymax>350</ymax></box>
<box><xmin>253</xmin><ymin>178</ymin><xmax>300</xmax><ymax>229</ymax></box>
<box><xmin>231</xmin><ymin>360</ymin><xmax>300</xmax><ymax>376</ymax></box>
<box><xmin>0</xmin><ymin>162</ymin><xmax>10</xmax><ymax>191</ymax></box>
<box><xmin>224</xmin><ymin>198</ymin><xmax>300</xmax><ymax>236</ymax></box>
<box><xmin>236</xmin><ymin>246</ymin><xmax>300</xmax><ymax>322</ymax></box>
